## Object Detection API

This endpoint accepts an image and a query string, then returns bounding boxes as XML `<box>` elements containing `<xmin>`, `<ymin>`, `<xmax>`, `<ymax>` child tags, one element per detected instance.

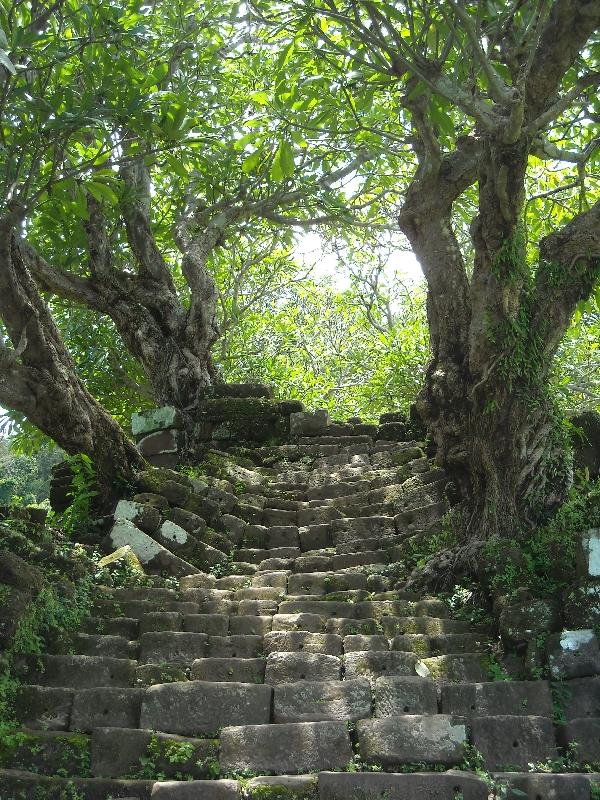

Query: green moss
<box><xmin>250</xmin><ymin>782</ymin><xmax>317</xmax><ymax>799</ymax></box>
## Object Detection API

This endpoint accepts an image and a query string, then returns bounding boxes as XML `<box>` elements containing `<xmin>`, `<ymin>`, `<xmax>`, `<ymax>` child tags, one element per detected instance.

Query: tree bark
<box><xmin>396</xmin><ymin>0</ymin><xmax>600</xmax><ymax>564</ymax></box>
<box><xmin>0</xmin><ymin>216</ymin><xmax>144</xmax><ymax>496</ymax></box>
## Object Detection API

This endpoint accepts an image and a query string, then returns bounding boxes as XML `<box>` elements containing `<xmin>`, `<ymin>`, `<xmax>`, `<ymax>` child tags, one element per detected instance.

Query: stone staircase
<box><xmin>2</xmin><ymin>432</ymin><xmax>599</xmax><ymax>798</ymax></box>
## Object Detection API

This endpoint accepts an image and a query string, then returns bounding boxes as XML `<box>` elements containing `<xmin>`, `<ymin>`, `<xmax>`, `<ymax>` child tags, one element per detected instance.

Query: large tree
<box><xmin>0</xmin><ymin>213</ymin><xmax>143</xmax><ymax>486</ymax></box>
<box><xmin>2</xmin><ymin>0</ymin><xmax>393</xmax><ymax>411</ymax></box>
<box><xmin>258</xmin><ymin>0</ymin><xmax>600</xmax><ymax>564</ymax></box>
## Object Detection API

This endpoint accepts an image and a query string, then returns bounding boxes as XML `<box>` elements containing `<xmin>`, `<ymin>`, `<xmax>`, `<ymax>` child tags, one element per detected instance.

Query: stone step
<box><xmin>206</xmin><ymin>634</ymin><xmax>264</xmax><ymax>658</ymax></box>
<box><xmin>140</xmin><ymin>681</ymin><xmax>272</xmax><ymax>737</ymax></box>
<box><xmin>219</xmin><ymin>720</ymin><xmax>353</xmax><ymax>775</ymax></box>
<box><xmin>138</xmin><ymin>631</ymin><xmax>208</xmax><ymax>665</ymax></box>
<box><xmin>344</xmin><ymin>650</ymin><xmax>419</xmax><ymax>682</ymax></box>
<box><xmin>15</xmin><ymin>685</ymin><xmax>74</xmax><ymax>730</ymax></box>
<box><xmin>273</xmin><ymin>677</ymin><xmax>372</xmax><ymax>723</ymax></box>
<box><xmin>343</xmin><ymin>634</ymin><xmax>389</xmax><ymax>652</ymax></box>
<box><xmin>263</xmin><ymin>631</ymin><xmax>343</xmax><ymax>656</ymax></box>
<box><xmin>90</xmin><ymin>727</ymin><xmax>219</xmax><ymax>780</ymax></box>
<box><xmin>317</xmin><ymin>771</ymin><xmax>489</xmax><ymax>799</ymax></box>
<box><xmin>140</xmin><ymin>611</ymin><xmax>184</xmax><ymax>634</ymax></box>
<box><xmin>418</xmin><ymin>653</ymin><xmax>492</xmax><ymax>683</ymax></box>
<box><xmin>277</xmin><ymin>598</ymin><xmax>450</xmax><ymax>619</ymax></box>
<box><xmin>374</xmin><ymin>675</ymin><xmax>439</xmax><ymax>716</ymax></box>
<box><xmin>440</xmin><ymin>680</ymin><xmax>554</xmax><ymax>717</ymax></box>
<box><xmin>287</xmin><ymin>571</ymin><xmax>368</xmax><ymax>595</ymax></box>
<box><xmin>252</xmin><ymin>570</ymin><xmax>290</xmax><ymax>588</ymax></box>
<box><xmin>332</xmin><ymin>552</ymin><xmax>388</xmax><ymax>569</ymax></box>
<box><xmin>265</xmin><ymin>652</ymin><xmax>342</xmax><ymax>683</ymax></box>
<box><xmin>293</xmin><ymin>553</ymin><xmax>334</xmax><ymax>572</ymax></box>
<box><xmin>233</xmin><ymin>586</ymin><xmax>285</xmax><ymax>601</ymax></box>
<box><xmin>330</xmin><ymin>516</ymin><xmax>397</xmax><ymax>546</ymax></box>
<box><xmin>493</xmin><ymin>772</ymin><xmax>594</xmax><ymax>799</ymax></box>
<box><xmin>58</xmin><ymin>633</ymin><xmax>136</xmax><ymax>659</ymax></box>
<box><xmin>1</xmin><ymin>730</ymin><xmax>91</xmax><ymax>778</ymax></box>
<box><xmin>71</xmin><ymin>687</ymin><xmax>145</xmax><ymax>731</ymax></box>
<box><xmin>82</xmin><ymin>616</ymin><xmax>140</xmax><ymax>638</ymax></box>
<box><xmin>389</xmin><ymin>633</ymin><xmax>491</xmax><ymax>656</ymax></box>
<box><xmin>191</xmin><ymin>657</ymin><xmax>266</xmax><ymax>682</ymax></box>
<box><xmin>182</xmin><ymin>613</ymin><xmax>229</xmax><ymax>635</ymax></box>
<box><xmin>356</xmin><ymin>714</ymin><xmax>467</xmax><ymax>767</ymax></box>
<box><xmin>471</xmin><ymin>715</ymin><xmax>558</xmax><ymax>770</ymax></box>
<box><xmin>93</xmin><ymin>598</ymin><xmax>200</xmax><ymax>618</ymax></box>
<box><xmin>0</xmin><ymin>769</ymin><xmax>154</xmax><ymax>799</ymax></box>
<box><xmin>103</xmin><ymin>586</ymin><xmax>178</xmax><ymax>603</ymax></box>
<box><xmin>222</xmin><ymin>615</ymin><xmax>269</xmax><ymax>635</ymax></box>
<box><xmin>30</xmin><ymin>655</ymin><xmax>137</xmax><ymax>688</ymax></box>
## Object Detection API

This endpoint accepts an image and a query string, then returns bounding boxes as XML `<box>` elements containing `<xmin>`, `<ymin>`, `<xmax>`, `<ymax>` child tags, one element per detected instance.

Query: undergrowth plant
<box><xmin>484</xmin><ymin>475</ymin><xmax>600</xmax><ymax>598</ymax></box>
<box><xmin>58</xmin><ymin>454</ymin><xmax>99</xmax><ymax>538</ymax></box>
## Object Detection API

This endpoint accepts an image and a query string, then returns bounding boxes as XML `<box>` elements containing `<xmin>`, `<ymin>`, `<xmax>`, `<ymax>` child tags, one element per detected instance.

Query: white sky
<box><xmin>295</xmin><ymin>231</ymin><xmax>424</xmax><ymax>288</ymax></box>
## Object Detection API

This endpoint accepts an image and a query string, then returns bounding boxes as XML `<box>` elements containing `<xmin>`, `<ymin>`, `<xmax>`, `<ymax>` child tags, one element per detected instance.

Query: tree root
<box><xmin>403</xmin><ymin>539</ymin><xmax>486</xmax><ymax>592</ymax></box>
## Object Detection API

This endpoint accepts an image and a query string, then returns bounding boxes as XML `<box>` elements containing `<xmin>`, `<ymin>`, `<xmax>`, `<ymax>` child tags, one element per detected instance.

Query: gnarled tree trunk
<box><xmin>0</xmin><ymin>216</ymin><xmax>144</xmax><ymax>496</ymax></box>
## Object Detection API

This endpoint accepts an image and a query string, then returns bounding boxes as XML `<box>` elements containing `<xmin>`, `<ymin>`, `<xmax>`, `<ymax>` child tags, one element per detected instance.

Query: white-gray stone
<box><xmin>132</xmin><ymin>406</ymin><xmax>183</xmax><ymax>437</ymax></box>
<box><xmin>290</xmin><ymin>410</ymin><xmax>330</xmax><ymax>437</ymax></box>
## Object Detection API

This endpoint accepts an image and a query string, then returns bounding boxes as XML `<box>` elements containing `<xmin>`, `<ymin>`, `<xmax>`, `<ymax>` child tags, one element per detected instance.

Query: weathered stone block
<box><xmin>558</xmin><ymin>717</ymin><xmax>600</xmax><ymax>763</ymax></box>
<box><xmin>272</xmin><ymin>613</ymin><xmax>326</xmax><ymax>633</ymax></box>
<box><xmin>317</xmin><ymin>771</ymin><xmax>488</xmax><ymax>800</ymax></box>
<box><xmin>494</xmin><ymin>772</ymin><xmax>591</xmax><ymax>799</ymax></box>
<box><xmin>138</xmin><ymin>631</ymin><xmax>209</xmax><ymax>665</ymax></box>
<box><xmin>134</xmin><ymin>663</ymin><xmax>188</xmax><ymax>687</ymax></box>
<box><xmin>546</xmin><ymin>629</ymin><xmax>600</xmax><ymax>679</ymax></box>
<box><xmin>208</xmin><ymin>634</ymin><xmax>263</xmax><ymax>658</ymax></box>
<box><xmin>191</xmin><ymin>658</ymin><xmax>265</xmax><ymax>683</ymax></box>
<box><xmin>138</xmin><ymin>429</ymin><xmax>184</xmax><ymax>461</ymax></box>
<box><xmin>165</xmin><ymin>506</ymin><xmax>207</xmax><ymax>535</ymax></box>
<box><xmin>0</xmin><ymin>771</ymin><xmax>155</xmax><ymax>800</ymax></box>
<box><xmin>220</xmin><ymin>721</ymin><xmax>352</xmax><ymax>774</ymax></box>
<box><xmin>132</xmin><ymin>406</ymin><xmax>184</xmax><ymax>437</ymax></box>
<box><xmin>103</xmin><ymin>519</ymin><xmax>200</xmax><ymax>578</ymax></box>
<box><xmin>374</xmin><ymin>676</ymin><xmax>438</xmax><ymax>717</ymax></box>
<box><xmin>417</xmin><ymin>653</ymin><xmax>490</xmax><ymax>683</ymax></box>
<box><xmin>290</xmin><ymin>410</ymin><xmax>330</xmax><ymax>437</ymax></box>
<box><xmin>140</xmin><ymin>681</ymin><xmax>273</xmax><ymax>736</ymax></box>
<box><xmin>183</xmin><ymin>613</ymin><xmax>229</xmax><ymax>636</ymax></box>
<box><xmin>229</xmin><ymin>615</ymin><xmax>273</xmax><ymax>636</ymax></box>
<box><xmin>265</xmin><ymin>652</ymin><xmax>342</xmax><ymax>684</ymax></box>
<box><xmin>499</xmin><ymin>599</ymin><xmax>558</xmax><ymax>647</ymax></box>
<box><xmin>264</xmin><ymin>632</ymin><xmax>342</xmax><ymax>656</ymax></box>
<box><xmin>440</xmin><ymin>681</ymin><xmax>553</xmax><ymax>717</ymax></box>
<box><xmin>343</xmin><ymin>634</ymin><xmax>388</xmax><ymax>652</ymax></box>
<box><xmin>245</xmin><ymin>775</ymin><xmax>318</xmax><ymax>800</ymax></box>
<box><xmin>35</xmin><ymin>654</ymin><xmax>136</xmax><ymax>689</ymax></box>
<box><xmin>356</xmin><ymin>715</ymin><xmax>466</xmax><ymax>766</ymax></box>
<box><xmin>15</xmin><ymin>685</ymin><xmax>73</xmax><ymax>730</ymax></box>
<box><xmin>91</xmin><ymin>727</ymin><xmax>219</xmax><ymax>779</ymax></box>
<box><xmin>470</xmin><ymin>715</ymin><xmax>557</xmax><ymax>770</ymax></box>
<box><xmin>274</xmin><ymin>678</ymin><xmax>371</xmax><ymax>723</ymax></box>
<box><xmin>113</xmin><ymin>500</ymin><xmax>161</xmax><ymax>534</ymax></box>
<box><xmin>562</xmin><ymin>676</ymin><xmax>600</xmax><ymax>719</ymax></box>
<box><xmin>344</xmin><ymin>651</ymin><xmax>418</xmax><ymax>682</ymax></box>
<box><xmin>330</xmin><ymin>516</ymin><xmax>395</xmax><ymax>546</ymax></box>
<box><xmin>151</xmin><ymin>780</ymin><xmax>241</xmax><ymax>799</ymax></box>
<box><xmin>70</xmin><ymin>688</ymin><xmax>144</xmax><ymax>732</ymax></box>
<box><xmin>139</xmin><ymin>612</ymin><xmax>182</xmax><ymax>635</ymax></box>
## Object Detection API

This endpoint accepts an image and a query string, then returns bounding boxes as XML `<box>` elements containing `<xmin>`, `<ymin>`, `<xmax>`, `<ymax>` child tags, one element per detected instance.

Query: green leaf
<box><xmin>0</xmin><ymin>48</ymin><xmax>15</xmax><ymax>75</ymax></box>
<box><xmin>86</xmin><ymin>181</ymin><xmax>119</xmax><ymax>205</ymax></box>
<box><xmin>279</xmin><ymin>140</ymin><xmax>294</xmax><ymax>177</ymax></box>
<box><xmin>242</xmin><ymin>149</ymin><xmax>262</xmax><ymax>174</ymax></box>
